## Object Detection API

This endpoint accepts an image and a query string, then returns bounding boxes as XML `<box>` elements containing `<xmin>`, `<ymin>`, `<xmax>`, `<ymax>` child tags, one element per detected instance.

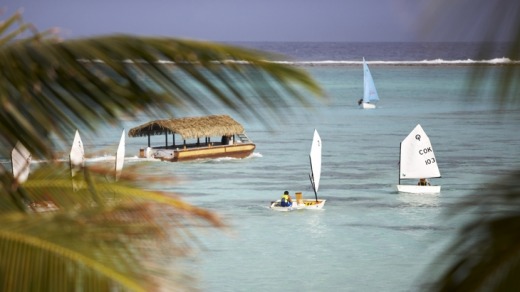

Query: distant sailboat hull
<box><xmin>396</xmin><ymin>184</ymin><xmax>441</xmax><ymax>194</ymax></box>
<box><xmin>361</xmin><ymin>102</ymin><xmax>376</xmax><ymax>109</ymax></box>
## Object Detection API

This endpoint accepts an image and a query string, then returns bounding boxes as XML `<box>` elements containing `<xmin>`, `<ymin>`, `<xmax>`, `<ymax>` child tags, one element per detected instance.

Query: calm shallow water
<box><xmin>3</xmin><ymin>45</ymin><xmax>518</xmax><ymax>290</ymax></box>
<box><xmin>107</xmin><ymin>64</ymin><xmax>518</xmax><ymax>291</ymax></box>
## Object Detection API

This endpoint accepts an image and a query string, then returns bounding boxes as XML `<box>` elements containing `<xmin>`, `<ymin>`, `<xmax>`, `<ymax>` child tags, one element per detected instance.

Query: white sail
<box><xmin>363</xmin><ymin>58</ymin><xmax>380</xmax><ymax>103</ymax></box>
<box><xmin>399</xmin><ymin>124</ymin><xmax>440</xmax><ymax>179</ymax></box>
<box><xmin>270</xmin><ymin>128</ymin><xmax>326</xmax><ymax>211</ymax></box>
<box><xmin>11</xmin><ymin>141</ymin><xmax>31</xmax><ymax>184</ymax></box>
<box><xmin>309</xmin><ymin>129</ymin><xmax>322</xmax><ymax>193</ymax></box>
<box><xmin>115</xmin><ymin>129</ymin><xmax>125</xmax><ymax>181</ymax></box>
<box><xmin>70</xmin><ymin>130</ymin><xmax>85</xmax><ymax>191</ymax></box>
<box><xmin>70</xmin><ymin>130</ymin><xmax>85</xmax><ymax>167</ymax></box>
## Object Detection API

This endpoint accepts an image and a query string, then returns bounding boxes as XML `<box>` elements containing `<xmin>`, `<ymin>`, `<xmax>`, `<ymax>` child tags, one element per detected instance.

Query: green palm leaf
<box><xmin>1</xmin><ymin>33</ymin><xmax>325</xmax><ymax>159</ymax></box>
<box><xmin>424</xmin><ymin>2</ymin><xmax>520</xmax><ymax>291</ymax></box>
<box><xmin>428</xmin><ymin>171</ymin><xmax>520</xmax><ymax>291</ymax></box>
<box><xmin>0</xmin><ymin>164</ymin><xmax>222</xmax><ymax>291</ymax></box>
<box><xmin>0</xmin><ymin>12</ymin><xmax>325</xmax><ymax>291</ymax></box>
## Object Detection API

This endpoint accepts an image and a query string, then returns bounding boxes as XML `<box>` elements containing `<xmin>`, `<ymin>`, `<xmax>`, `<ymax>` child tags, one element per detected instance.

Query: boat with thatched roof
<box><xmin>128</xmin><ymin>115</ymin><xmax>256</xmax><ymax>162</ymax></box>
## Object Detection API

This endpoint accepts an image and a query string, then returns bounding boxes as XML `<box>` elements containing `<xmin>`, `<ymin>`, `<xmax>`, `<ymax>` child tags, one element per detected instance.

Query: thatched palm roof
<box><xmin>128</xmin><ymin>115</ymin><xmax>245</xmax><ymax>140</ymax></box>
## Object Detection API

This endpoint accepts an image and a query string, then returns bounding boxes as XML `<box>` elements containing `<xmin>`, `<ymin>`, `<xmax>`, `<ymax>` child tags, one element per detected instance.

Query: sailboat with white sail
<box><xmin>358</xmin><ymin>58</ymin><xmax>380</xmax><ymax>109</ymax></box>
<box><xmin>115</xmin><ymin>129</ymin><xmax>125</xmax><ymax>182</ymax></box>
<box><xmin>397</xmin><ymin>124</ymin><xmax>441</xmax><ymax>194</ymax></box>
<box><xmin>11</xmin><ymin>141</ymin><xmax>31</xmax><ymax>185</ymax></box>
<box><xmin>270</xmin><ymin>129</ymin><xmax>326</xmax><ymax>211</ymax></box>
<box><xmin>11</xmin><ymin>142</ymin><xmax>58</xmax><ymax>212</ymax></box>
<box><xmin>70</xmin><ymin>130</ymin><xmax>85</xmax><ymax>191</ymax></box>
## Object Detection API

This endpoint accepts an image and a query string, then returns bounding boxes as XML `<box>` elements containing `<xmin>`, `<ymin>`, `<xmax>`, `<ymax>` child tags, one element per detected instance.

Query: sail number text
<box><xmin>418</xmin><ymin>147</ymin><xmax>433</xmax><ymax>155</ymax></box>
<box><xmin>418</xmin><ymin>147</ymin><xmax>436</xmax><ymax>165</ymax></box>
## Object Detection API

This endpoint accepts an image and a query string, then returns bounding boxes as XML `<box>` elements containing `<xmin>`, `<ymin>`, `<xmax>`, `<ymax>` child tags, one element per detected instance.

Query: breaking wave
<box><xmin>272</xmin><ymin>57</ymin><xmax>519</xmax><ymax>66</ymax></box>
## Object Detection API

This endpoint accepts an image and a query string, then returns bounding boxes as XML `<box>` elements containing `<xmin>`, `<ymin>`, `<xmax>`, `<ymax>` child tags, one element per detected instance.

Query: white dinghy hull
<box><xmin>270</xmin><ymin>199</ymin><xmax>326</xmax><ymax>211</ymax></box>
<box><xmin>298</xmin><ymin>199</ymin><xmax>326</xmax><ymax>209</ymax></box>
<box><xmin>360</xmin><ymin>102</ymin><xmax>376</xmax><ymax>109</ymax></box>
<box><xmin>269</xmin><ymin>201</ymin><xmax>297</xmax><ymax>212</ymax></box>
<box><xmin>396</xmin><ymin>184</ymin><xmax>441</xmax><ymax>194</ymax></box>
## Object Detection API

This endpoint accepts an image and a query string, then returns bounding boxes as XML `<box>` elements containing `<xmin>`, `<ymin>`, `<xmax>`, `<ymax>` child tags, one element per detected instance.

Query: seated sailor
<box><xmin>418</xmin><ymin>178</ymin><xmax>431</xmax><ymax>186</ymax></box>
<box><xmin>280</xmin><ymin>190</ymin><xmax>293</xmax><ymax>207</ymax></box>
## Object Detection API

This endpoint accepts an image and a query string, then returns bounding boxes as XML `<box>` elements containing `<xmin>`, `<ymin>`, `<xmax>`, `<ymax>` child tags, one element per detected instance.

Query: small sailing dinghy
<box><xmin>11</xmin><ymin>141</ymin><xmax>31</xmax><ymax>185</ymax></box>
<box><xmin>358</xmin><ymin>58</ymin><xmax>380</xmax><ymax>109</ymax></box>
<box><xmin>70</xmin><ymin>130</ymin><xmax>85</xmax><ymax>191</ymax></box>
<box><xmin>397</xmin><ymin>124</ymin><xmax>441</xmax><ymax>194</ymax></box>
<box><xmin>12</xmin><ymin>142</ymin><xmax>58</xmax><ymax>212</ymax></box>
<box><xmin>115</xmin><ymin>129</ymin><xmax>125</xmax><ymax>182</ymax></box>
<box><xmin>270</xmin><ymin>129</ymin><xmax>326</xmax><ymax>211</ymax></box>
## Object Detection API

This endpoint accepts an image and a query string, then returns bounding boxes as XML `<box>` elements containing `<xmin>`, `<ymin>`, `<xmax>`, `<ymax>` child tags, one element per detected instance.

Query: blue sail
<box><xmin>363</xmin><ymin>58</ymin><xmax>380</xmax><ymax>103</ymax></box>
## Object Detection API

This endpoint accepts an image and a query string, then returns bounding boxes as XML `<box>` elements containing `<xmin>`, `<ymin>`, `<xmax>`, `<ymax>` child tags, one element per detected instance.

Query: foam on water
<box><xmin>275</xmin><ymin>57</ymin><xmax>519</xmax><ymax>66</ymax></box>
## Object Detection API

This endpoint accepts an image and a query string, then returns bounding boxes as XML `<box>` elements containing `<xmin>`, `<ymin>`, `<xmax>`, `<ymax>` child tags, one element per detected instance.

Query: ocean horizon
<box><xmin>230</xmin><ymin>41</ymin><xmax>518</xmax><ymax>65</ymax></box>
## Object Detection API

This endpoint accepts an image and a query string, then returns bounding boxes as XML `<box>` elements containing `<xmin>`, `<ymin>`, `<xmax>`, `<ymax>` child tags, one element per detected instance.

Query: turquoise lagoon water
<box><xmin>5</xmin><ymin>43</ymin><xmax>520</xmax><ymax>291</ymax></box>
<box><xmin>118</xmin><ymin>63</ymin><xmax>518</xmax><ymax>291</ymax></box>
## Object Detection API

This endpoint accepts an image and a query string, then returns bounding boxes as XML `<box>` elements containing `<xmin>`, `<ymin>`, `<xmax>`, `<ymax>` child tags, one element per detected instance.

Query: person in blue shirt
<box><xmin>280</xmin><ymin>191</ymin><xmax>293</xmax><ymax>207</ymax></box>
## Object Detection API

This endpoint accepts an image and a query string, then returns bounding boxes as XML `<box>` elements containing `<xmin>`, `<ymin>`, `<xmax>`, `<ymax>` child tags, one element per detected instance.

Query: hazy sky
<box><xmin>3</xmin><ymin>0</ymin><xmax>516</xmax><ymax>42</ymax></box>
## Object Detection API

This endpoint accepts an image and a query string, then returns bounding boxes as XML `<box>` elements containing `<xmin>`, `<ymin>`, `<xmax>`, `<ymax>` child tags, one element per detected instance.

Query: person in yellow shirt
<box><xmin>280</xmin><ymin>191</ymin><xmax>293</xmax><ymax>207</ymax></box>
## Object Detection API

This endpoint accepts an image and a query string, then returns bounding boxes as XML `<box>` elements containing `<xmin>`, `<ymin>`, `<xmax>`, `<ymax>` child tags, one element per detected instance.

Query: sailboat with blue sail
<box><xmin>358</xmin><ymin>58</ymin><xmax>380</xmax><ymax>109</ymax></box>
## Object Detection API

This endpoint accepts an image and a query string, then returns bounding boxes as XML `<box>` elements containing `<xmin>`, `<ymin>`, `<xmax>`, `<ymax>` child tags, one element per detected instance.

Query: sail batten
<box><xmin>399</xmin><ymin>124</ymin><xmax>440</xmax><ymax>179</ymax></box>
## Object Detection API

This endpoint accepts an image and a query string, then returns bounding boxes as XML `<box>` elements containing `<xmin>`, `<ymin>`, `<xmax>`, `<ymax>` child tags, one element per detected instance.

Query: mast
<box><xmin>398</xmin><ymin>142</ymin><xmax>402</xmax><ymax>185</ymax></box>
<box><xmin>363</xmin><ymin>58</ymin><xmax>367</xmax><ymax>103</ymax></box>
<box><xmin>309</xmin><ymin>163</ymin><xmax>318</xmax><ymax>202</ymax></box>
